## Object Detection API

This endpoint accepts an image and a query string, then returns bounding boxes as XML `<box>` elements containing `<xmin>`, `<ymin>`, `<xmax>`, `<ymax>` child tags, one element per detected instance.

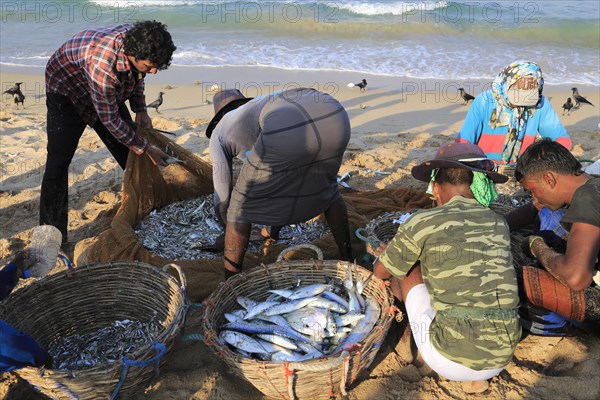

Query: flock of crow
<box><xmin>345</xmin><ymin>80</ymin><xmax>595</xmax><ymax>118</ymax></box>
<box><xmin>458</xmin><ymin>86</ymin><xmax>594</xmax><ymax>115</ymax></box>
<box><xmin>2</xmin><ymin>80</ymin><xmax>594</xmax><ymax>117</ymax></box>
<box><xmin>562</xmin><ymin>88</ymin><xmax>594</xmax><ymax>115</ymax></box>
<box><xmin>141</xmin><ymin>81</ymin><xmax>370</xmax><ymax>114</ymax></box>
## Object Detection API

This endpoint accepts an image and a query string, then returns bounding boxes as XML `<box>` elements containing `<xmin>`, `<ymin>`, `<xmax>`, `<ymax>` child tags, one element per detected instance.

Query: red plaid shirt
<box><xmin>46</xmin><ymin>24</ymin><xmax>148</xmax><ymax>154</ymax></box>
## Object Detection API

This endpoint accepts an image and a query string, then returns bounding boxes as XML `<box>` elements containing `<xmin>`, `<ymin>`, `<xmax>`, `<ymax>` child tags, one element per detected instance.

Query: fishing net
<box><xmin>73</xmin><ymin>128</ymin><xmax>223</xmax><ymax>302</ymax></box>
<box><xmin>74</xmin><ymin>128</ymin><xmax>432</xmax><ymax>302</ymax></box>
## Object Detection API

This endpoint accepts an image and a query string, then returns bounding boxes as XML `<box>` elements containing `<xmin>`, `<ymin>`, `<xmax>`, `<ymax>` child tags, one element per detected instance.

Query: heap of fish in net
<box><xmin>218</xmin><ymin>263</ymin><xmax>381</xmax><ymax>362</ymax></box>
<box><xmin>495</xmin><ymin>193</ymin><xmax>532</xmax><ymax>208</ymax></box>
<box><xmin>48</xmin><ymin>319</ymin><xmax>161</xmax><ymax>370</ymax></box>
<box><xmin>134</xmin><ymin>194</ymin><xmax>330</xmax><ymax>260</ymax></box>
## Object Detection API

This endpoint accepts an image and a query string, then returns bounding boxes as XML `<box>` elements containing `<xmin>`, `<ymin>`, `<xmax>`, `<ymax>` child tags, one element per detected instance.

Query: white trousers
<box><xmin>405</xmin><ymin>284</ymin><xmax>505</xmax><ymax>381</ymax></box>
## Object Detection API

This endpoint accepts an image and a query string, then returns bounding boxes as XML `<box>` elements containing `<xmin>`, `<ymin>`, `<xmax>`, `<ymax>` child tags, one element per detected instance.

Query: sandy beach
<box><xmin>1</xmin><ymin>65</ymin><xmax>599</xmax><ymax>399</ymax></box>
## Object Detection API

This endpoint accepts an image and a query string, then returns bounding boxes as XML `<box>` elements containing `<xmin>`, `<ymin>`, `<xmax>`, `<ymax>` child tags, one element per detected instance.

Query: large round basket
<box><xmin>0</xmin><ymin>261</ymin><xmax>188</xmax><ymax>400</ymax></box>
<box><xmin>201</xmin><ymin>245</ymin><xmax>395</xmax><ymax>400</ymax></box>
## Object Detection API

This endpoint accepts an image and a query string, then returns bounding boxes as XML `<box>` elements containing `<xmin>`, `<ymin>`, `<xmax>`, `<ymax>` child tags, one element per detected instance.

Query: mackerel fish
<box><xmin>218</xmin><ymin>262</ymin><xmax>380</xmax><ymax>362</ymax></box>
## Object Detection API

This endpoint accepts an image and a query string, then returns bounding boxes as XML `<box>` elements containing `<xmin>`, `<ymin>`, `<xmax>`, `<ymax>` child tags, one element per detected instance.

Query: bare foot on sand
<box><xmin>462</xmin><ymin>380</ymin><xmax>489</xmax><ymax>394</ymax></box>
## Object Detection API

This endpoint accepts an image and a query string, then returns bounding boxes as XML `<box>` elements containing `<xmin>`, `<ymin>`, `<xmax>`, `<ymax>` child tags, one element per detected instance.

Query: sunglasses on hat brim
<box><xmin>457</xmin><ymin>157</ymin><xmax>497</xmax><ymax>172</ymax></box>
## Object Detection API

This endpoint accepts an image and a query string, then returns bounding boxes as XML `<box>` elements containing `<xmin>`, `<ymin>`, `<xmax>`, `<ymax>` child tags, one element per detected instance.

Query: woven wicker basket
<box><xmin>0</xmin><ymin>261</ymin><xmax>188</xmax><ymax>400</ymax></box>
<box><xmin>355</xmin><ymin>211</ymin><xmax>415</xmax><ymax>249</ymax></box>
<box><xmin>201</xmin><ymin>245</ymin><xmax>395</xmax><ymax>400</ymax></box>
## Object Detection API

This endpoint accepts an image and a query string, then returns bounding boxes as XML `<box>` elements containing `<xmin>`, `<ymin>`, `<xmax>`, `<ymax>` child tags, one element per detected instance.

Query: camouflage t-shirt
<box><xmin>379</xmin><ymin>196</ymin><xmax>521</xmax><ymax>370</ymax></box>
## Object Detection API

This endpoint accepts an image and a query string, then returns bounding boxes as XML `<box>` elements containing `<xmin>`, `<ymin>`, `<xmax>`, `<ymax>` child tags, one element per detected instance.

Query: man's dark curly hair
<box><xmin>514</xmin><ymin>138</ymin><xmax>582</xmax><ymax>182</ymax></box>
<box><xmin>435</xmin><ymin>168</ymin><xmax>473</xmax><ymax>186</ymax></box>
<box><xmin>123</xmin><ymin>20</ymin><xmax>176</xmax><ymax>70</ymax></box>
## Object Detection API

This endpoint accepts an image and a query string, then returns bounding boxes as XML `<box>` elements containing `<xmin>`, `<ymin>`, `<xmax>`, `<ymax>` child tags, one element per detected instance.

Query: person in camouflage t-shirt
<box><xmin>374</xmin><ymin>142</ymin><xmax>520</xmax><ymax>392</ymax></box>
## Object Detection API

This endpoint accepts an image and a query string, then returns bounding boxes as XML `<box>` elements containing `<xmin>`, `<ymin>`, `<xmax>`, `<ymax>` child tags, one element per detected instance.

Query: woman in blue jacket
<box><xmin>456</xmin><ymin>61</ymin><xmax>571</xmax><ymax>165</ymax></box>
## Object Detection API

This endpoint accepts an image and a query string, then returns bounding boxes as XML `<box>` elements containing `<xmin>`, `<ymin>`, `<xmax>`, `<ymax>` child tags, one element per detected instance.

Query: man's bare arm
<box><xmin>373</xmin><ymin>259</ymin><xmax>392</xmax><ymax>280</ymax></box>
<box><xmin>531</xmin><ymin>221</ymin><xmax>600</xmax><ymax>290</ymax></box>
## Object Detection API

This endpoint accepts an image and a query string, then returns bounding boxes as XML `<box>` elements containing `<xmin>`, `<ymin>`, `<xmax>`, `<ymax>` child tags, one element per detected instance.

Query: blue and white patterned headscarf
<box><xmin>490</xmin><ymin>61</ymin><xmax>544</xmax><ymax>164</ymax></box>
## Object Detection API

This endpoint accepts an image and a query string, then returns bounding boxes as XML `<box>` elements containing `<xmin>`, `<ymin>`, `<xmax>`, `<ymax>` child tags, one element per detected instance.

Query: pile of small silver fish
<box><xmin>218</xmin><ymin>263</ymin><xmax>381</xmax><ymax>362</ymax></box>
<box><xmin>135</xmin><ymin>195</ymin><xmax>222</xmax><ymax>260</ymax></box>
<box><xmin>495</xmin><ymin>193</ymin><xmax>532</xmax><ymax>208</ymax></box>
<box><xmin>48</xmin><ymin>319</ymin><xmax>161</xmax><ymax>370</ymax></box>
<box><xmin>259</xmin><ymin>222</ymin><xmax>331</xmax><ymax>251</ymax></box>
<box><xmin>135</xmin><ymin>195</ymin><xmax>330</xmax><ymax>260</ymax></box>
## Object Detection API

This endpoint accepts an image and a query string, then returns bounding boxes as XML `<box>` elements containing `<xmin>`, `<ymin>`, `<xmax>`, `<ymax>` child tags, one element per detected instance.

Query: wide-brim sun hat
<box><xmin>411</xmin><ymin>142</ymin><xmax>508</xmax><ymax>184</ymax></box>
<box><xmin>205</xmin><ymin>89</ymin><xmax>253</xmax><ymax>138</ymax></box>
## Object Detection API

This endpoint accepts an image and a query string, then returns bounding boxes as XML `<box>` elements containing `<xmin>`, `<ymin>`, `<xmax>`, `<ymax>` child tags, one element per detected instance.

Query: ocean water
<box><xmin>1</xmin><ymin>0</ymin><xmax>598</xmax><ymax>85</ymax></box>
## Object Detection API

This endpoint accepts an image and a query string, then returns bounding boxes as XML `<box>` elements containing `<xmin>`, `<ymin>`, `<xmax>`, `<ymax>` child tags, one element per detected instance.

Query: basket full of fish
<box><xmin>201</xmin><ymin>245</ymin><xmax>395</xmax><ymax>400</ymax></box>
<box><xmin>0</xmin><ymin>261</ymin><xmax>188</xmax><ymax>400</ymax></box>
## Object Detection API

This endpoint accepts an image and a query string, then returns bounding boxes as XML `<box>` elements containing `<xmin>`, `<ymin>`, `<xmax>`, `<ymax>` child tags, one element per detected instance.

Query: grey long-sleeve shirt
<box><xmin>209</xmin><ymin>88</ymin><xmax>350</xmax><ymax>226</ymax></box>
<box><xmin>209</xmin><ymin>94</ymin><xmax>273</xmax><ymax>224</ymax></box>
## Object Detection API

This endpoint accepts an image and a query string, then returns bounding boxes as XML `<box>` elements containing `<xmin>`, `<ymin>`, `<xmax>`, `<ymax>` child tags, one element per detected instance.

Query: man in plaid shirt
<box><xmin>40</xmin><ymin>21</ymin><xmax>176</xmax><ymax>243</ymax></box>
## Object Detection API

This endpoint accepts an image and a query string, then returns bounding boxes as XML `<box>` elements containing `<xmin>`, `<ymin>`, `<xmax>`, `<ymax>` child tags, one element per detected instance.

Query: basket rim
<box><xmin>364</xmin><ymin>210</ymin><xmax>414</xmax><ymax>243</ymax></box>
<box><xmin>7</xmin><ymin>260</ymin><xmax>186</xmax><ymax>293</ymax></box>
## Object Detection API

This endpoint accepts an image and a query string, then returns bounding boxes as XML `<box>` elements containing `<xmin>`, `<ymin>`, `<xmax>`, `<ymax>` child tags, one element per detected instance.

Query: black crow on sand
<box><xmin>348</xmin><ymin>79</ymin><xmax>367</xmax><ymax>92</ymax></box>
<box><xmin>146</xmin><ymin>92</ymin><xmax>164</xmax><ymax>113</ymax></box>
<box><xmin>3</xmin><ymin>82</ymin><xmax>23</xmax><ymax>96</ymax></box>
<box><xmin>562</xmin><ymin>98</ymin><xmax>573</xmax><ymax>116</ymax></box>
<box><xmin>458</xmin><ymin>88</ymin><xmax>475</xmax><ymax>105</ymax></box>
<box><xmin>571</xmin><ymin>87</ymin><xmax>594</xmax><ymax>108</ymax></box>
